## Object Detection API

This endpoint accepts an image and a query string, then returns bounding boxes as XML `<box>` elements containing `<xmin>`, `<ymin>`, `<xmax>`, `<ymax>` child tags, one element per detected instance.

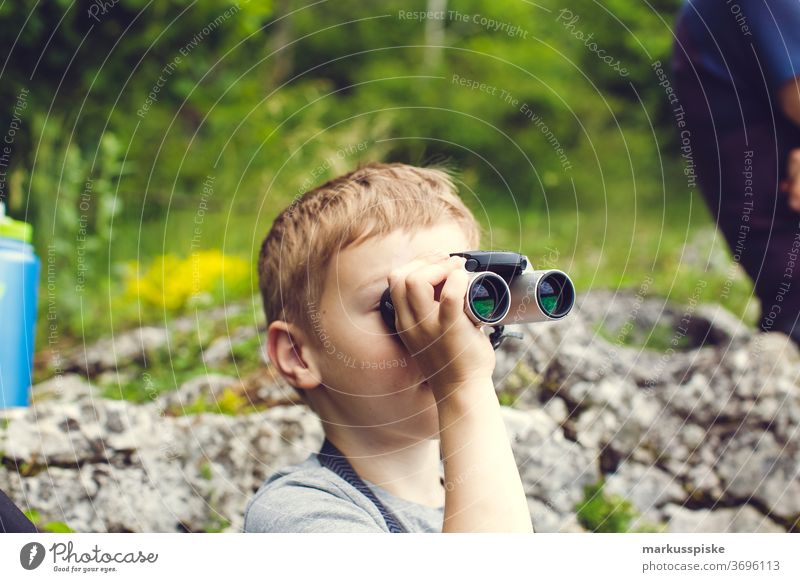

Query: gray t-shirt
<box><xmin>243</xmin><ymin>452</ymin><xmax>445</xmax><ymax>533</ymax></box>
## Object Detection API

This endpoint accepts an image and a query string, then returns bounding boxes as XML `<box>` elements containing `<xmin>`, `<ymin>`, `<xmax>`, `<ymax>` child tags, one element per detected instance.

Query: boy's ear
<box><xmin>266</xmin><ymin>320</ymin><xmax>322</xmax><ymax>392</ymax></box>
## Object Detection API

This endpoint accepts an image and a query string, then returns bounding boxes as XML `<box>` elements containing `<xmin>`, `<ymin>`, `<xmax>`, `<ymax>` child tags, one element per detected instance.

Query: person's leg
<box><xmin>0</xmin><ymin>488</ymin><xmax>38</xmax><ymax>533</ymax></box>
<box><xmin>689</xmin><ymin>120</ymin><xmax>800</xmax><ymax>343</ymax></box>
<box><xmin>674</xmin><ymin>62</ymin><xmax>800</xmax><ymax>342</ymax></box>
<box><xmin>746</xmin><ymin>126</ymin><xmax>800</xmax><ymax>342</ymax></box>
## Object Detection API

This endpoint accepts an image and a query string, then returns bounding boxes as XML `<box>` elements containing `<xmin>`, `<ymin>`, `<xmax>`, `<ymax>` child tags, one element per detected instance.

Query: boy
<box><xmin>244</xmin><ymin>162</ymin><xmax>533</xmax><ymax>532</ymax></box>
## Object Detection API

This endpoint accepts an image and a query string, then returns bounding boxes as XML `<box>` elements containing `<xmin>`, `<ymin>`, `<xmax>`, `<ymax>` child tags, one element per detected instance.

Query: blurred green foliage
<box><xmin>0</xmin><ymin>0</ymin><xmax>755</xmax><ymax>347</ymax></box>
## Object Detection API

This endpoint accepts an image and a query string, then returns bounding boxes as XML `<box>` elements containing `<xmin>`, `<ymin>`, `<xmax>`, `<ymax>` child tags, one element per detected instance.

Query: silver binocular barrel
<box><xmin>463</xmin><ymin>268</ymin><xmax>575</xmax><ymax>327</ymax></box>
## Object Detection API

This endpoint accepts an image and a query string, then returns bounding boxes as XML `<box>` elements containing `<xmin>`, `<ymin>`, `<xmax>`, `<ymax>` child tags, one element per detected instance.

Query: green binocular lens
<box><xmin>536</xmin><ymin>271</ymin><xmax>574</xmax><ymax>318</ymax></box>
<box><xmin>468</xmin><ymin>273</ymin><xmax>510</xmax><ymax>324</ymax></box>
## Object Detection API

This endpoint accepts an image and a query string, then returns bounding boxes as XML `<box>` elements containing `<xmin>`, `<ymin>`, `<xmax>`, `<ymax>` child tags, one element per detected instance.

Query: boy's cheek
<box><xmin>322</xmin><ymin>360</ymin><xmax>413</xmax><ymax>399</ymax></box>
<box><xmin>320</xmin><ymin>334</ymin><xmax>401</xmax><ymax>369</ymax></box>
<box><xmin>354</xmin><ymin>357</ymin><xmax>411</xmax><ymax>374</ymax></box>
<box><xmin>319</xmin><ymin>316</ymin><xmax>415</xmax><ymax>382</ymax></box>
<box><xmin>336</xmin><ymin>338</ymin><xmax>413</xmax><ymax>380</ymax></box>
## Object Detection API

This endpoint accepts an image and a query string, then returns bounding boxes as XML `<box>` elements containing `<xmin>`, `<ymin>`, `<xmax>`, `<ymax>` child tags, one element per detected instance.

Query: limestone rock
<box><xmin>663</xmin><ymin>504</ymin><xmax>785</xmax><ymax>533</ymax></box>
<box><xmin>5</xmin><ymin>293</ymin><xmax>796</xmax><ymax>533</ymax></box>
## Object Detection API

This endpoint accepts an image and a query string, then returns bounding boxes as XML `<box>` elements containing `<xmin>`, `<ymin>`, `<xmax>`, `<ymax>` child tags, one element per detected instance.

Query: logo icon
<box><xmin>20</xmin><ymin>542</ymin><xmax>46</xmax><ymax>570</ymax></box>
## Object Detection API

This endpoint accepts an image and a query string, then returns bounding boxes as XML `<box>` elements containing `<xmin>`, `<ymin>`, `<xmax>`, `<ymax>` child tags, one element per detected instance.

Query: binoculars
<box><xmin>379</xmin><ymin>251</ymin><xmax>575</xmax><ymax>349</ymax></box>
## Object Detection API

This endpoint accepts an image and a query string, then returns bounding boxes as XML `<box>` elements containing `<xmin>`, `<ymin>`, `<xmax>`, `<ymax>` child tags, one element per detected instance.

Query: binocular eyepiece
<box><xmin>379</xmin><ymin>251</ymin><xmax>575</xmax><ymax>346</ymax></box>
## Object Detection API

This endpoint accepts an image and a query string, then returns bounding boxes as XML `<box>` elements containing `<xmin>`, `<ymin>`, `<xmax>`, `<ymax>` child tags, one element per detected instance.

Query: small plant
<box><xmin>23</xmin><ymin>509</ymin><xmax>75</xmax><ymax>533</ymax></box>
<box><xmin>174</xmin><ymin>387</ymin><xmax>264</xmax><ymax>416</ymax></box>
<box><xmin>230</xmin><ymin>334</ymin><xmax>264</xmax><ymax>365</ymax></box>
<box><xmin>199</xmin><ymin>461</ymin><xmax>213</xmax><ymax>481</ymax></box>
<box><xmin>18</xmin><ymin>462</ymin><xmax>45</xmax><ymax>477</ymax></box>
<box><xmin>101</xmin><ymin>337</ymin><xmax>203</xmax><ymax>403</ymax></box>
<box><xmin>498</xmin><ymin>391</ymin><xmax>516</xmax><ymax>407</ymax></box>
<box><xmin>203</xmin><ymin>511</ymin><xmax>231</xmax><ymax>533</ymax></box>
<box><xmin>497</xmin><ymin>361</ymin><xmax>540</xmax><ymax>407</ymax></box>
<box><xmin>575</xmin><ymin>479</ymin><xmax>665</xmax><ymax>533</ymax></box>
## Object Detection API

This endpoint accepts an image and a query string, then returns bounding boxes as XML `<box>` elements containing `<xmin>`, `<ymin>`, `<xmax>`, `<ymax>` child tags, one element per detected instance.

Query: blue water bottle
<box><xmin>0</xmin><ymin>201</ymin><xmax>40</xmax><ymax>408</ymax></box>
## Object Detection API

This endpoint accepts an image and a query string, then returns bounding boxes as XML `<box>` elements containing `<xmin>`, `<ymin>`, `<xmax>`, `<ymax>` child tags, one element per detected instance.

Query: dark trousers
<box><xmin>674</xmin><ymin>75</ymin><xmax>800</xmax><ymax>342</ymax></box>
<box><xmin>1</xmin><ymin>488</ymin><xmax>37</xmax><ymax>533</ymax></box>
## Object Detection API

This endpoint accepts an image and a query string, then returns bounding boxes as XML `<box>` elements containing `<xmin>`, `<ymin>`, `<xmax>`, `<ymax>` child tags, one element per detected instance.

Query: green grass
<box><xmin>111</xmin><ymin>206</ymin><xmax>274</xmax><ymax>263</ymax></box>
<box><xmin>99</xmin><ymin>339</ymin><xmax>205</xmax><ymax>403</ymax></box>
<box><xmin>575</xmin><ymin>479</ymin><xmax>665</xmax><ymax>533</ymax></box>
<box><xmin>173</xmin><ymin>387</ymin><xmax>267</xmax><ymax>416</ymax></box>
<box><xmin>202</xmin><ymin>511</ymin><xmax>231</xmax><ymax>533</ymax></box>
<box><xmin>230</xmin><ymin>334</ymin><xmax>264</xmax><ymax>362</ymax></box>
<box><xmin>116</xmin><ymin>193</ymin><xmax>755</xmax><ymax>328</ymax></box>
<box><xmin>35</xmin><ymin>181</ymin><xmax>758</xmax><ymax>356</ymax></box>
<box><xmin>497</xmin><ymin>361</ymin><xmax>541</xmax><ymax>407</ymax></box>
<box><xmin>482</xmin><ymin>196</ymin><xmax>757</xmax><ymax>328</ymax></box>
<box><xmin>111</xmin><ymin>187</ymin><xmax>743</xmax><ymax>310</ymax></box>
<box><xmin>92</xmin><ymin>193</ymin><xmax>757</xmax><ymax>407</ymax></box>
<box><xmin>23</xmin><ymin>509</ymin><xmax>76</xmax><ymax>533</ymax></box>
<box><xmin>593</xmin><ymin>318</ymin><xmax>691</xmax><ymax>352</ymax></box>
<box><xmin>199</xmin><ymin>461</ymin><xmax>213</xmax><ymax>481</ymax></box>
<box><xmin>99</xmin><ymin>315</ymin><xmax>264</xmax><ymax>404</ymax></box>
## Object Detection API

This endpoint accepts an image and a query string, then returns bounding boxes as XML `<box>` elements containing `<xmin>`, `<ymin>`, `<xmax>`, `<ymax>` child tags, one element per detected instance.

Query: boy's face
<box><xmin>309</xmin><ymin>221</ymin><xmax>473</xmax><ymax>442</ymax></box>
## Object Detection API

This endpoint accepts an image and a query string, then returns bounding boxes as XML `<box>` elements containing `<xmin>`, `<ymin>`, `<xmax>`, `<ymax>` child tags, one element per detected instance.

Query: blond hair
<box><xmin>258</xmin><ymin>162</ymin><xmax>481</xmax><ymax>393</ymax></box>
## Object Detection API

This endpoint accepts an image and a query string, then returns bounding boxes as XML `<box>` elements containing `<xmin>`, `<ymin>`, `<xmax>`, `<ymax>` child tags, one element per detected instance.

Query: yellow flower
<box><xmin>124</xmin><ymin>250</ymin><xmax>251</xmax><ymax>312</ymax></box>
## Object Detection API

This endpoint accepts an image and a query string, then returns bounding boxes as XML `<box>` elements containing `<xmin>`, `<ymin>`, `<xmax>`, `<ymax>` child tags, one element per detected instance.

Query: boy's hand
<box><xmin>390</xmin><ymin>252</ymin><xmax>533</xmax><ymax>533</ymax></box>
<box><xmin>387</xmin><ymin>253</ymin><xmax>496</xmax><ymax>400</ymax></box>
<box><xmin>782</xmin><ymin>148</ymin><xmax>800</xmax><ymax>212</ymax></box>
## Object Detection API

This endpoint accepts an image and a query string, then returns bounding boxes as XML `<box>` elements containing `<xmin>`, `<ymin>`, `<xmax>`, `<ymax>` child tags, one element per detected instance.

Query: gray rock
<box><xmin>237</xmin><ymin>368</ymin><xmax>305</xmax><ymax>408</ymax></box>
<box><xmin>527</xmin><ymin>497</ymin><xmax>585</xmax><ymax>532</ymax></box>
<box><xmin>683</xmin><ymin>463</ymin><xmax>725</xmax><ymax>500</ymax></box>
<box><xmin>574</xmin><ymin>407</ymin><xmax>618</xmax><ymax>450</ymax></box>
<box><xmin>30</xmin><ymin>373</ymin><xmax>100</xmax><ymax>404</ymax></box>
<box><xmin>169</xmin><ymin>302</ymin><xmax>251</xmax><ymax>334</ymax></box>
<box><xmin>157</xmin><ymin>374</ymin><xmax>238</xmax><ymax>413</ymax></box>
<box><xmin>503</xmin><ymin>407</ymin><xmax>600</xmax><ymax>516</ymax></box>
<box><xmin>542</xmin><ymin>397</ymin><xmax>569</xmax><ymax>425</ymax></box>
<box><xmin>62</xmin><ymin>327</ymin><xmax>169</xmax><ymax>375</ymax></box>
<box><xmin>663</xmin><ymin>504</ymin><xmax>785</xmax><ymax>533</ymax></box>
<box><xmin>0</xmin><ymin>385</ymin><xmax>322</xmax><ymax>532</ymax></box>
<box><xmin>692</xmin><ymin>303</ymin><xmax>752</xmax><ymax>347</ymax></box>
<box><xmin>3</xmin><ymin>401</ymin><xmax>108</xmax><ymax>465</ymax></box>
<box><xmin>201</xmin><ymin>336</ymin><xmax>236</xmax><ymax>366</ymax></box>
<box><xmin>91</xmin><ymin>463</ymin><xmax>207</xmax><ymax>532</ymax></box>
<box><xmin>6</xmin><ymin>292</ymin><xmax>797</xmax><ymax>533</ymax></box>
<box><xmin>201</xmin><ymin>325</ymin><xmax>259</xmax><ymax>366</ymax></box>
<box><xmin>604</xmin><ymin>462</ymin><xmax>685</xmax><ymax>521</ymax></box>
<box><xmin>714</xmin><ymin>431</ymin><xmax>800</xmax><ymax>522</ymax></box>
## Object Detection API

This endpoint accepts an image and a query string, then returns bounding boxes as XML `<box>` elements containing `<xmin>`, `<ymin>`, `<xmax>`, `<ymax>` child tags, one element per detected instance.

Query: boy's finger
<box><xmin>791</xmin><ymin>182</ymin><xmax>800</xmax><ymax>212</ymax></box>
<box><xmin>788</xmin><ymin>148</ymin><xmax>800</xmax><ymax>177</ymax></box>
<box><xmin>387</xmin><ymin>259</ymin><xmax>427</xmax><ymax>330</ymax></box>
<box><xmin>388</xmin><ymin>254</ymin><xmax>451</xmax><ymax>332</ymax></box>
<box><xmin>405</xmin><ymin>257</ymin><xmax>465</xmax><ymax>324</ymax></box>
<box><xmin>438</xmin><ymin>265</ymin><xmax>470</xmax><ymax>327</ymax></box>
<box><xmin>388</xmin><ymin>252</ymin><xmax>449</xmax><ymax>290</ymax></box>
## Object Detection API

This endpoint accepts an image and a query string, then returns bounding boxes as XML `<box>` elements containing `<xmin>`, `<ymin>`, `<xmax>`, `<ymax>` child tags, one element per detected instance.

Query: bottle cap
<box><xmin>0</xmin><ymin>201</ymin><xmax>33</xmax><ymax>243</ymax></box>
